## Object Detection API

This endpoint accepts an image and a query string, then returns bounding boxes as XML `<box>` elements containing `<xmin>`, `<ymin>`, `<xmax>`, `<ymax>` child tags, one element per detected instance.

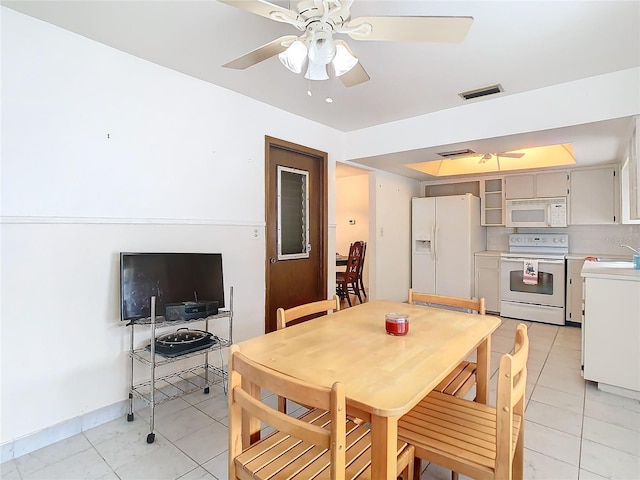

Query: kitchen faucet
<box><xmin>620</xmin><ymin>244</ymin><xmax>639</xmax><ymax>254</ymax></box>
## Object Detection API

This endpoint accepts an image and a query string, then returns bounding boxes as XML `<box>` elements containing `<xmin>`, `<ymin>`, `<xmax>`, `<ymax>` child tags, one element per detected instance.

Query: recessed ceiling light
<box><xmin>325</xmin><ymin>97</ymin><xmax>333</xmax><ymax>103</ymax></box>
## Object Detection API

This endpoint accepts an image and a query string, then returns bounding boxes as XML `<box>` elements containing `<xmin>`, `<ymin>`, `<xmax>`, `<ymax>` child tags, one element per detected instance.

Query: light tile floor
<box><xmin>2</xmin><ymin>317</ymin><xmax>639</xmax><ymax>480</ymax></box>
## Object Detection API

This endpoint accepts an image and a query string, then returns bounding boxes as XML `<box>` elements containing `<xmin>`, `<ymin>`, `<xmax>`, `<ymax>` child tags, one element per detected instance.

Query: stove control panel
<box><xmin>508</xmin><ymin>233</ymin><xmax>569</xmax><ymax>254</ymax></box>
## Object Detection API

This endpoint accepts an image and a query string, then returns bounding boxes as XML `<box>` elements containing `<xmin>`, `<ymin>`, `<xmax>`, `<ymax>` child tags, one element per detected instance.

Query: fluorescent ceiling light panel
<box><xmin>405</xmin><ymin>144</ymin><xmax>576</xmax><ymax>177</ymax></box>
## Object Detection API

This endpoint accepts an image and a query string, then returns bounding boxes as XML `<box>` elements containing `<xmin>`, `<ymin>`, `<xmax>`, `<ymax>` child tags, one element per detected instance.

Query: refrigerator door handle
<box><xmin>433</xmin><ymin>223</ymin><xmax>439</xmax><ymax>261</ymax></box>
<box><xmin>429</xmin><ymin>224</ymin><xmax>436</xmax><ymax>260</ymax></box>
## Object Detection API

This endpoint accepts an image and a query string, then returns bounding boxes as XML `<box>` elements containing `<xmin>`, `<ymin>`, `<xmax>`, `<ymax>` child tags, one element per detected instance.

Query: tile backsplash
<box><xmin>486</xmin><ymin>224</ymin><xmax>640</xmax><ymax>256</ymax></box>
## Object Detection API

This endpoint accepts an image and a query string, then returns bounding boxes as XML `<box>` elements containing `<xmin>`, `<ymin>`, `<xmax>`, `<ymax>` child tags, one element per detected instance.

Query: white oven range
<box><xmin>500</xmin><ymin>233</ymin><xmax>568</xmax><ymax>325</ymax></box>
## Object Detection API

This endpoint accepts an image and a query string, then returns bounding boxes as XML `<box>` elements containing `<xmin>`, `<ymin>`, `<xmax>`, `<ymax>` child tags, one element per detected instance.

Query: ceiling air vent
<box><xmin>436</xmin><ymin>148</ymin><xmax>476</xmax><ymax>158</ymax></box>
<box><xmin>459</xmin><ymin>84</ymin><xmax>503</xmax><ymax>101</ymax></box>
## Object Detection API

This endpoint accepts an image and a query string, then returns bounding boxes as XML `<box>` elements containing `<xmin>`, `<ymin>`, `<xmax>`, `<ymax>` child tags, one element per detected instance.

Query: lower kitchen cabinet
<box><xmin>582</xmin><ymin>262</ymin><xmax>640</xmax><ymax>399</ymax></box>
<box><xmin>475</xmin><ymin>252</ymin><xmax>500</xmax><ymax>314</ymax></box>
<box><xmin>566</xmin><ymin>257</ymin><xmax>586</xmax><ymax>324</ymax></box>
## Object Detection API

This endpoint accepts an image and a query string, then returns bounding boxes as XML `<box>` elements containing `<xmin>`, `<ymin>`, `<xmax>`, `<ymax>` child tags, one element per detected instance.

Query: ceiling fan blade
<box><xmin>222</xmin><ymin>35</ymin><xmax>297</xmax><ymax>69</ymax></box>
<box><xmin>217</xmin><ymin>0</ymin><xmax>297</xmax><ymax>23</ymax></box>
<box><xmin>346</xmin><ymin>16</ymin><xmax>474</xmax><ymax>43</ymax></box>
<box><xmin>339</xmin><ymin>62</ymin><xmax>370</xmax><ymax>87</ymax></box>
<box><xmin>499</xmin><ymin>152</ymin><xmax>525</xmax><ymax>158</ymax></box>
<box><xmin>333</xmin><ymin>39</ymin><xmax>369</xmax><ymax>87</ymax></box>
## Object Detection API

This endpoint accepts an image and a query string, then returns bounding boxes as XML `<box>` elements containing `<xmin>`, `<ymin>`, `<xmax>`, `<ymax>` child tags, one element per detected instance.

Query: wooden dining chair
<box><xmin>409</xmin><ymin>289</ymin><xmax>486</xmax><ymax>399</ymax></box>
<box><xmin>348</xmin><ymin>241</ymin><xmax>367</xmax><ymax>299</ymax></box>
<box><xmin>276</xmin><ymin>295</ymin><xmax>340</xmax><ymax>331</ymax></box>
<box><xmin>336</xmin><ymin>241</ymin><xmax>365</xmax><ymax>307</ymax></box>
<box><xmin>276</xmin><ymin>295</ymin><xmax>340</xmax><ymax>413</ymax></box>
<box><xmin>228</xmin><ymin>344</ymin><xmax>415</xmax><ymax>480</ymax></box>
<box><xmin>398</xmin><ymin>324</ymin><xmax>529</xmax><ymax>480</ymax></box>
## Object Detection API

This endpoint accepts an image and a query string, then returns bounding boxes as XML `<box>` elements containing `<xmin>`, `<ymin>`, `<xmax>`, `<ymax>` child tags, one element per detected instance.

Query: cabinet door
<box><xmin>565</xmin><ymin>259</ymin><xmax>585</xmax><ymax>324</ymax></box>
<box><xmin>628</xmin><ymin>124</ymin><xmax>639</xmax><ymax>220</ymax></box>
<box><xmin>505</xmin><ymin>174</ymin><xmax>534</xmax><ymax>199</ymax></box>
<box><xmin>477</xmin><ymin>268</ymin><xmax>499</xmax><ymax>313</ymax></box>
<box><xmin>536</xmin><ymin>171</ymin><xmax>568</xmax><ymax>198</ymax></box>
<box><xmin>475</xmin><ymin>254</ymin><xmax>500</xmax><ymax>313</ymax></box>
<box><xmin>570</xmin><ymin>167</ymin><xmax>617</xmax><ymax>224</ymax></box>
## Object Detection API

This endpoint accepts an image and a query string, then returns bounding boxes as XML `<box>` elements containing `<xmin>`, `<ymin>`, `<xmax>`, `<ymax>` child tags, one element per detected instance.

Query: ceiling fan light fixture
<box><xmin>304</xmin><ymin>61</ymin><xmax>329</xmax><ymax>81</ymax></box>
<box><xmin>332</xmin><ymin>43</ymin><xmax>358</xmax><ymax>76</ymax></box>
<box><xmin>278</xmin><ymin>40</ymin><xmax>308</xmax><ymax>74</ymax></box>
<box><xmin>308</xmin><ymin>30</ymin><xmax>336</xmax><ymax>66</ymax></box>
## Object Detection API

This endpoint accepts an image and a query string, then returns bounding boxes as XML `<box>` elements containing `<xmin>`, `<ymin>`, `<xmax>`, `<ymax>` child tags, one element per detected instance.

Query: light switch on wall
<box><xmin>349</xmin><ymin>219</ymin><xmax>356</xmax><ymax>225</ymax></box>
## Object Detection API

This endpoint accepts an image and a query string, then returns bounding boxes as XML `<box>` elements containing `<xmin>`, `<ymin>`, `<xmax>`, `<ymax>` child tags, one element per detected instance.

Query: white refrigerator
<box><xmin>411</xmin><ymin>194</ymin><xmax>485</xmax><ymax>299</ymax></box>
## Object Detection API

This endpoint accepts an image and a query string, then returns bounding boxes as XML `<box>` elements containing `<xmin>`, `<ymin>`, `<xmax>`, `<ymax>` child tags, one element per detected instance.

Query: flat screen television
<box><xmin>120</xmin><ymin>252</ymin><xmax>225</xmax><ymax>321</ymax></box>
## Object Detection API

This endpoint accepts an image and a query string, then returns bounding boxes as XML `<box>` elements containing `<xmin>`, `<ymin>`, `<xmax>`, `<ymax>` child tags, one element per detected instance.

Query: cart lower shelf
<box><xmin>130</xmin><ymin>364</ymin><xmax>227</xmax><ymax>407</ymax></box>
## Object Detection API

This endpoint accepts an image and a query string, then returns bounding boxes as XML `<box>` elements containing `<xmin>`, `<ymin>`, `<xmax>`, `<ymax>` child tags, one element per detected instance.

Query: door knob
<box><xmin>270</xmin><ymin>258</ymin><xmax>277</xmax><ymax>264</ymax></box>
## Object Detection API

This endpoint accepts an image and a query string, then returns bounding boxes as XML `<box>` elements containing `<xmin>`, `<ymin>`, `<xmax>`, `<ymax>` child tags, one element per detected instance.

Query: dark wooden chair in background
<box><xmin>336</xmin><ymin>241</ymin><xmax>365</xmax><ymax>307</ymax></box>
<box><xmin>348</xmin><ymin>241</ymin><xmax>367</xmax><ymax>300</ymax></box>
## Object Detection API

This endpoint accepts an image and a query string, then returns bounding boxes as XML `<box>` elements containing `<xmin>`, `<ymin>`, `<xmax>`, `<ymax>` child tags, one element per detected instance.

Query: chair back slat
<box><xmin>276</xmin><ymin>295</ymin><xmax>340</xmax><ymax>330</ymax></box>
<box><xmin>409</xmin><ymin>289</ymin><xmax>485</xmax><ymax>314</ymax></box>
<box><xmin>357</xmin><ymin>242</ymin><xmax>367</xmax><ymax>277</ymax></box>
<box><xmin>234</xmin><ymin>387</ymin><xmax>331</xmax><ymax>448</ymax></box>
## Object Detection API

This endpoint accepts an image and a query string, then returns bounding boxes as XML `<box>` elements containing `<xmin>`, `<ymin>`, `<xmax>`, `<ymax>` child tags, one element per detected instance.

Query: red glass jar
<box><xmin>385</xmin><ymin>313</ymin><xmax>409</xmax><ymax>336</ymax></box>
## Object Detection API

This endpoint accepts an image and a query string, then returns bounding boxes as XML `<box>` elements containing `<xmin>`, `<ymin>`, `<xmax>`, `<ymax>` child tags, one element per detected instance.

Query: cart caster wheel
<box><xmin>127</xmin><ymin>413</ymin><xmax>134</xmax><ymax>422</ymax></box>
<box><xmin>146</xmin><ymin>433</ymin><xmax>155</xmax><ymax>444</ymax></box>
<box><xmin>204</xmin><ymin>387</ymin><xmax>210</xmax><ymax>394</ymax></box>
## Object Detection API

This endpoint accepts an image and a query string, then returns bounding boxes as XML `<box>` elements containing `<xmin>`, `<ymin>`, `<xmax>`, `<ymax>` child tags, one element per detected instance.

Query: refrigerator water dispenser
<box><xmin>415</xmin><ymin>240</ymin><xmax>432</xmax><ymax>253</ymax></box>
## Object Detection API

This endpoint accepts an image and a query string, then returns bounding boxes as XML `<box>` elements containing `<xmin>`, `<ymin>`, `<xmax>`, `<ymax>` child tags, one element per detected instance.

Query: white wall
<box><xmin>0</xmin><ymin>7</ymin><xmax>346</xmax><ymax>453</ymax></box>
<box><xmin>368</xmin><ymin>172</ymin><xmax>422</xmax><ymax>302</ymax></box>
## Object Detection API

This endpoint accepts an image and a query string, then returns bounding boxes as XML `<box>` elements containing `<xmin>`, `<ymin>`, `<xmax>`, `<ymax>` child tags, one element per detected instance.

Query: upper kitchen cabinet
<box><xmin>504</xmin><ymin>171</ymin><xmax>568</xmax><ymax>199</ymax></box>
<box><xmin>621</xmin><ymin>119</ymin><xmax>639</xmax><ymax>223</ymax></box>
<box><xmin>536</xmin><ymin>172</ymin><xmax>570</xmax><ymax>198</ymax></box>
<box><xmin>569</xmin><ymin>166</ymin><xmax>618</xmax><ymax>225</ymax></box>
<box><xmin>480</xmin><ymin>177</ymin><xmax>504</xmax><ymax>226</ymax></box>
<box><xmin>504</xmin><ymin>174</ymin><xmax>534</xmax><ymax>198</ymax></box>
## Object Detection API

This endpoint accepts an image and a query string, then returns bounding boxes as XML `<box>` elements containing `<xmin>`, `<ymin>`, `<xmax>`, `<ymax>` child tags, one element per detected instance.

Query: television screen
<box><xmin>120</xmin><ymin>253</ymin><xmax>225</xmax><ymax>321</ymax></box>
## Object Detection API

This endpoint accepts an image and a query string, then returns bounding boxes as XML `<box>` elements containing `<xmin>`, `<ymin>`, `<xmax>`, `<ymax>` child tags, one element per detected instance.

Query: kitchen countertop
<box><xmin>566</xmin><ymin>253</ymin><xmax>632</xmax><ymax>261</ymax></box>
<box><xmin>581</xmin><ymin>260</ymin><xmax>640</xmax><ymax>281</ymax></box>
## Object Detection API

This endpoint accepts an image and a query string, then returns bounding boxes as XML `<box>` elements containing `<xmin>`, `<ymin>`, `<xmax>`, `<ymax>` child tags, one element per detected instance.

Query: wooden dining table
<box><xmin>235</xmin><ymin>299</ymin><xmax>501</xmax><ymax>479</ymax></box>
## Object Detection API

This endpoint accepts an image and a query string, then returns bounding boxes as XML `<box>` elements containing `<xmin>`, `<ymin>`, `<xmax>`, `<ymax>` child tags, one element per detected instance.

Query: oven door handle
<box><xmin>501</xmin><ymin>257</ymin><xmax>565</xmax><ymax>265</ymax></box>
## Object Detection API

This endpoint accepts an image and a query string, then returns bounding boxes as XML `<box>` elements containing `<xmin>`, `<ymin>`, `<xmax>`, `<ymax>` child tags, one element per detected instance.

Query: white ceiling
<box><xmin>3</xmin><ymin>0</ymin><xmax>639</xmax><ymax>180</ymax></box>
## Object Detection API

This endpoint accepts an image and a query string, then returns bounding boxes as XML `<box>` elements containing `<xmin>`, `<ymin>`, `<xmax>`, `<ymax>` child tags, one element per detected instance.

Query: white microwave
<box><xmin>505</xmin><ymin>197</ymin><xmax>567</xmax><ymax>228</ymax></box>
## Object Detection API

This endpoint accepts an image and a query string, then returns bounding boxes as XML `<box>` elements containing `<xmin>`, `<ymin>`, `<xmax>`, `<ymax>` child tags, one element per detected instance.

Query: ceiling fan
<box><xmin>477</xmin><ymin>151</ymin><xmax>525</xmax><ymax>164</ymax></box>
<box><xmin>218</xmin><ymin>0</ymin><xmax>474</xmax><ymax>87</ymax></box>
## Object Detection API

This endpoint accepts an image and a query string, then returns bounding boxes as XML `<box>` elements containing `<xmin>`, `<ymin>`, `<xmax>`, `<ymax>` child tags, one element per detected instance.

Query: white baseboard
<box><xmin>0</xmin><ymin>398</ymin><xmax>145</xmax><ymax>463</ymax></box>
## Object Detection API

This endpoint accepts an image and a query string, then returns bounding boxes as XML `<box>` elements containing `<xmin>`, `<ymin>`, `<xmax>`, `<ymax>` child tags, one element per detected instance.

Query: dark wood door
<box><xmin>265</xmin><ymin>136</ymin><xmax>327</xmax><ymax>333</ymax></box>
